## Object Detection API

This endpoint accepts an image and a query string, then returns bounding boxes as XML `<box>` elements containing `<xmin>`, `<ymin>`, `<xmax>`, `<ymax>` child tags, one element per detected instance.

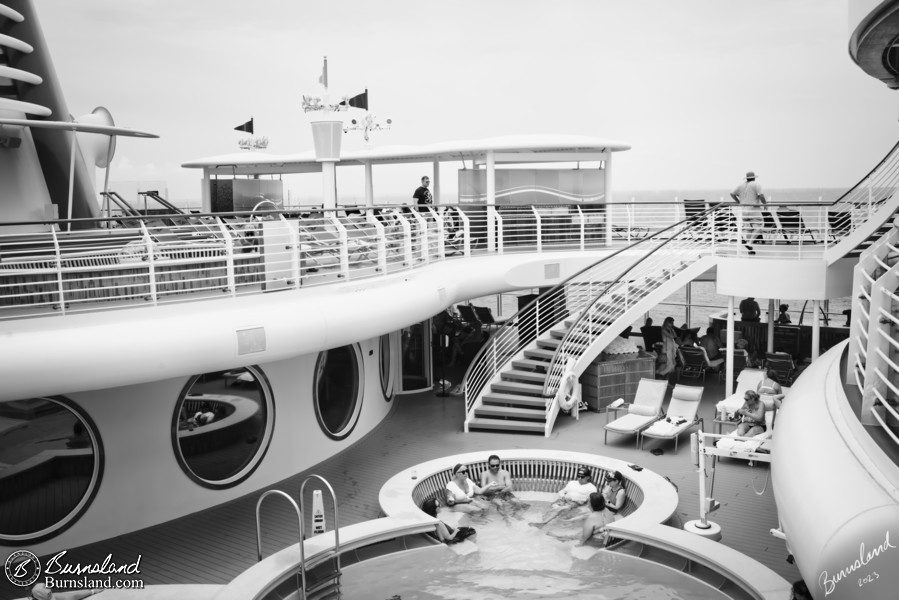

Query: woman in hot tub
<box><xmin>445</xmin><ymin>463</ymin><xmax>492</xmax><ymax>512</ymax></box>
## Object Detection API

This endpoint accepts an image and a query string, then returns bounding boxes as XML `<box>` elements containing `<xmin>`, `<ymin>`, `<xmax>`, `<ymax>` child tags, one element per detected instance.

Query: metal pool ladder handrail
<box><xmin>255</xmin><ymin>489</ymin><xmax>303</xmax><ymax>598</ymax></box>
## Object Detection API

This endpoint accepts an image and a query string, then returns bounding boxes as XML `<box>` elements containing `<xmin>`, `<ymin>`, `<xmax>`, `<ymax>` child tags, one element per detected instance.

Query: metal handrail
<box><xmin>299</xmin><ymin>475</ymin><xmax>341</xmax><ymax>600</ymax></box>
<box><xmin>255</xmin><ymin>490</ymin><xmax>303</xmax><ymax>599</ymax></box>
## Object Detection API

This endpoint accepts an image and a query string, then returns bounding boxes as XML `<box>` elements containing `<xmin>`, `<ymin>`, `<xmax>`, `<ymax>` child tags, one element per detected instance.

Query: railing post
<box><xmin>532</xmin><ymin>206</ymin><xmax>542</xmax><ymax>253</ymax></box>
<box><xmin>397</xmin><ymin>212</ymin><xmax>414</xmax><ymax>266</ymax></box>
<box><xmin>411</xmin><ymin>210</ymin><xmax>429</xmax><ymax>264</ymax></box>
<box><xmin>141</xmin><ymin>222</ymin><xmax>161</xmax><ymax>303</ymax></box>
<box><xmin>329</xmin><ymin>214</ymin><xmax>350</xmax><ymax>278</ymax></box>
<box><xmin>365</xmin><ymin>210</ymin><xmax>388</xmax><ymax>273</ymax></box>
<box><xmin>487</xmin><ymin>205</ymin><xmax>497</xmax><ymax>253</ymax></box>
<box><xmin>576</xmin><ymin>205</ymin><xmax>585</xmax><ymax>251</ymax></box>
<box><xmin>281</xmin><ymin>215</ymin><xmax>301</xmax><ymax>289</ymax></box>
<box><xmin>431</xmin><ymin>207</ymin><xmax>445</xmax><ymax>259</ymax></box>
<box><xmin>50</xmin><ymin>228</ymin><xmax>66</xmax><ymax>313</ymax></box>
<box><xmin>457</xmin><ymin>209</ymin><xmax>472</xmax><ymax>257</ymax></box>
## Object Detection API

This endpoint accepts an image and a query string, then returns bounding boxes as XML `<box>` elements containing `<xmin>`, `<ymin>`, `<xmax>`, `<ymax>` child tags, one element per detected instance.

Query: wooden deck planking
<box><xmin>2</xmin><ymin>373</ymin><xmax>803</xmax><ymax>599</ymax></box>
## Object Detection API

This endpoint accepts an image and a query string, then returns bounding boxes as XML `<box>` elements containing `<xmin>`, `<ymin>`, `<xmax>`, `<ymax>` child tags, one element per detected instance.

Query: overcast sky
<box><xmin>34</xmin><ymin>0</ymin><xmax>899</xmax><ymax>203</ymax></box>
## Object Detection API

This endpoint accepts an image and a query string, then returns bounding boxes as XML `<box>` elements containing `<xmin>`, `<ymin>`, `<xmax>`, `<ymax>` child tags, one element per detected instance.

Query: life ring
<box><xmin>556</xmin><ymin>370</ymin><xmax>579</xmax><ymax>413</ymax></box>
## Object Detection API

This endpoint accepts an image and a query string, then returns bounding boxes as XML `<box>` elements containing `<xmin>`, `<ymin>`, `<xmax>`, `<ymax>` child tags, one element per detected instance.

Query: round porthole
<box><xmin>172</xmin><ymin>366</ymin><xmax>274</xmax><ymax>489</ymax></box>
<box><xmin>314</xmin><ymin>344</ymin><xmax>363</xmax><ymax>439</ymax></box>
<box><xmin>379</xmin><ymin>334</ymin><xmax>394</xmax><ymax>401</ymax></box>
<box><xmin>0</xmin><ymin>397</ymin><xmax>103</xmax><ymax>545</ymax></box>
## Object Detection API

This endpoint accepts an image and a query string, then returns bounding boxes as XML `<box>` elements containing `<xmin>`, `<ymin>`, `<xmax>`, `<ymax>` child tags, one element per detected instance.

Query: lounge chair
<box><xmin>603</xmin><ymin>378</ymin><xmax>668</xmax><ymax>448</ymax></box>
<box><xmin>774</xmin><ymin>209</ymin><xmax>817</xmax><ymax>244</ymax></box>
<box><xmin>765</xmin><ymin>352</ymin><xmax>797</xmax><ymax>385</ymax></box>
<box><xmin>640</xmin><ymin>384</ymin><xmax>704</xmax><ymax>454</ymax></box>
<box><xmin>640</xmin><ymin>325</ymin><xmax>662</xmax><ymax>351</ymax></box>
<box><xmin>472</xmin><ymin>305</ymin><xmax>506</xmax><ymax>332</ymax></box>
<box><xmin>678</xmin><ymin>346</ymin><xmax>723</xmax><ymax>382</ymax></box>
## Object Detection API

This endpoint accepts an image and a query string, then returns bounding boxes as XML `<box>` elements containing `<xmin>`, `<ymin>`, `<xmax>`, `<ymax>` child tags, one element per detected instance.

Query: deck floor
<box><xmin>0</xmin><ymin>364</ymin><xmax>802</xmax><ymax>598</ymax></box>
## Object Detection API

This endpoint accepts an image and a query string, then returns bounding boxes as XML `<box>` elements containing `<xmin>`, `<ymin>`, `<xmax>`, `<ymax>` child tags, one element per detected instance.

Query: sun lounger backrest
<box><xmin>666</xmin><ymin>384</ymin><xmax>703</xmax><ymax>419</ymax></box>
<box><xmin>632</xmin><ymin>378</ymin><xmax>668</xmax><ymax>411</ymax></box>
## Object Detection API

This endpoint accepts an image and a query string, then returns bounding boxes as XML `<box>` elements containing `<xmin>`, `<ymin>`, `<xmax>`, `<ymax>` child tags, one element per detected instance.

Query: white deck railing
<box><xmin>0</xmin><ymin>182</ymin><xmax>889</xmax><ymax>323</ymax></box>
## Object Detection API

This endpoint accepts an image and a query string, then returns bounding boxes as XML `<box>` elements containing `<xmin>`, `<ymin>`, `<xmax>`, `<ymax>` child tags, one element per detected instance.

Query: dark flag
<box><xmin>234</xmin><ymin>118</ymin><xmax>254</xmax><ymax>134</ymax></box>
<box><xmin>340</xmin><ymin>89</ymin><xmax>368</xmax><ymax>110</ymax></box>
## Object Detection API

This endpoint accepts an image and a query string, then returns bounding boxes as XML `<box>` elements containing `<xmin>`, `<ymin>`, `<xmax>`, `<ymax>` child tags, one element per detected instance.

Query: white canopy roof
<box><xmin>182</xmin><ymin>134</ymin><xmax>631</xmax><ymax>175</ymax></box>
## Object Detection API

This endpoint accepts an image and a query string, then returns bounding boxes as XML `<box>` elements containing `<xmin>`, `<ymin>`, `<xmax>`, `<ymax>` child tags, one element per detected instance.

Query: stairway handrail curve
<box><xmin>462</xmin><ymin>205</ymin><xmax>722</xmax><ymax>415</ymax></box>
<box><xmin>539</xmin><ymin>206</ymin><xmax>721</xmax><ymax>399</ymax></box>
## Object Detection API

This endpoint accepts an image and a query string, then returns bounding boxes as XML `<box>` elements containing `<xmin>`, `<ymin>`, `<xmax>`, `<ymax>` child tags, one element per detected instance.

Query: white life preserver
<box><xmin>556</xmin><ymin>370</ymin><xmax>579</xmax><ymax>413</ymax></box>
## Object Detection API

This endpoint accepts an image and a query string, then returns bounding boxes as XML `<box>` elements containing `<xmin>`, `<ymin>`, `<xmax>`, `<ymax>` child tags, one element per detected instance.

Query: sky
<box><xmin>33</xmin><ymin>0</ymin><xmax>899</xmax><ymax>205</ymax></box>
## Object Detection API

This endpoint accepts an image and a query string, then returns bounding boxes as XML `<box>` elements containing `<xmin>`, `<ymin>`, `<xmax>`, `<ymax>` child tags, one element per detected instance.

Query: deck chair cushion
<box><xmin>628</xmin><ymin>404</ymin><xmax>657</xmax><ymax>417</ymax></box>
<box><xmin>605</xmin><ymin>413</ymin><xmax>658</xmax><ymax>433</ymax></box>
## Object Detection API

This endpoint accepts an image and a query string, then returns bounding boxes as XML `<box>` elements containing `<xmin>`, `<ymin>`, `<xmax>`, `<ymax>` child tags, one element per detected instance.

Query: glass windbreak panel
<box><xmin>0</xmin><ymin>398</ymin><xmax>100</xmax><ymax>541</ymax></box>
<box><xmin>379</xmin><ymin>334</ymin><xmax>393</xmax><ymax>401</ymax></box>
<box><xmin>401</xmin><ymin>322</ymin><xmax>430</xmax><ymax>391</ymax></box>
<box><xmin>314</xmin><ymin>345</ymin><xmax>361</xmax><ymax>438</ymax></box>
<box><xmin>175</xmin><ymin>367</ymin><xmax>271</xmax><ymax>487</ymax></box>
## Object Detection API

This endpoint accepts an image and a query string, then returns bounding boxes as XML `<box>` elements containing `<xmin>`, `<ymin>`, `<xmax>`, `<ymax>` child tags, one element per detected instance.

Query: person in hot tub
<box><xmin>533</xmin><ymin>466</ymin><xmax>597</xmax><ymax>527</ymax></box>
<box><xmin>479</xmin><ymin>454</ymin><xmax>528</xmax><ymax>516</ymax></box>
<box><xmin>445</xmin><ymin>463</ymin><xmax>492</xmax><ymax>512</ymax></box>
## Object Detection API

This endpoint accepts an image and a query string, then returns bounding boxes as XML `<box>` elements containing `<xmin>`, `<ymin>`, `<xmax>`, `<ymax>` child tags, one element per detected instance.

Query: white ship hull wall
<box><xmin>2</xmin><ymin>337</ymin><xmax>394</xmax><ymax>563</ymax></box>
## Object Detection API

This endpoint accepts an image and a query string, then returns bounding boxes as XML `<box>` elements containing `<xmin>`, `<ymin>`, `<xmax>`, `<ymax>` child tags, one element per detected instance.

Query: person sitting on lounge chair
<box><xmin>735</xmin><ymin>390</ymin><xmax>766</xmax><ymax>437</ymax></box>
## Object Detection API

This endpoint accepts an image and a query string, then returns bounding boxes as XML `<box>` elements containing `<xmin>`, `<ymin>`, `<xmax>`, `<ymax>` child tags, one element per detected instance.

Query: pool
<box><xmin>340</xmin><ymin>493</ymin><xmax>729</xmax><ymax>600</ymax></box>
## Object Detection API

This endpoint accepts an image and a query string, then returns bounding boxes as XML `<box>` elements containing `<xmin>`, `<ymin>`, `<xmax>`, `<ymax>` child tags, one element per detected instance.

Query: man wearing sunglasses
<box><xmin>478</xmin><ymin>454</ymin><xmax>528</xmax><ymax>516</ymax></box>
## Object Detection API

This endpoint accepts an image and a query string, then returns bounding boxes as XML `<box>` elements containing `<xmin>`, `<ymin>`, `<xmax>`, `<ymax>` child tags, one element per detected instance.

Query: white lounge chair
<box><xmin>640</xmin><ymin>384</ymin><xmax>704</xmax><ymax>454</ymax></box>
<box><xmin>603</xmin><ymin>378</ymin><xmax>668</xmax><ymax>448</ymax></box>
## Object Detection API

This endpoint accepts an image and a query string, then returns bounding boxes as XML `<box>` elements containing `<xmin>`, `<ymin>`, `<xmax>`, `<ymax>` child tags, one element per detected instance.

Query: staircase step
<box><xmin>512</xmin><ymin>358</ymin><xmax>550</xmax><ymax>371</ymax></box>
<box><xmin>524</xmin><ymin>348</ymin><xmax>556</xmax><ymax>360</ymax></box>
<box><xmin>501</xmin><ymin>369</ymin><xmax>548</xmax><ymax>384</ymax></box>
<box><xmin>536</xmin><ymin>337</ymin><xmax>562</xmax><ymax>349</ymax></box>
<box><xmin>491</xmin><ymin>380</ymin><xmax>546</xmax><ymax>395</ymax></box>
<box><xmin>467</xmin><ymin>416</ymin><xmax>545</xmax><ymax>433</ymax></box>
<box><xmin>474</xmin><ymin>405</ymin><xmax>546</xmax><ymax>420</ymax></box>
<box><xmin>482</xmin><ymin>392</ymin><xmax>547</xmax><ymax>408</ymax></box>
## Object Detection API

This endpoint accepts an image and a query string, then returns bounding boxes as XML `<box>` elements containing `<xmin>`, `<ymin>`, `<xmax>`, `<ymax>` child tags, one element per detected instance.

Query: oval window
<box><xmin>314</xmin><ymin>345</ymin><xmax>363</xmax><ymax>439</ymax></box>
<box><xmin>0</xmin><ymin>397</ymin><xmax>102</xmax><ymax>544</ymax></box>
<box><xmin>379</xmin><ymin>334</ymin><xmax>394</xmax><ymax>401</ymax></box>
<box><xmin>173</xmin><ymin>366</ymin><xmax>274</xmax><ymax>489</ymax></box>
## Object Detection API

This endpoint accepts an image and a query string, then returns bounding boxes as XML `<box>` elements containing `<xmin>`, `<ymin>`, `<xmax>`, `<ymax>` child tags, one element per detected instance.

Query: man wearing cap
<box><xmin>730</xmin><ymin>171</ymin><xmax>768</xmax><ymax>255</ymax></box>
<box><xmin>533</xmin><ymin>466</ymin><xmax>597</xmax><ymax>527</ymax></box>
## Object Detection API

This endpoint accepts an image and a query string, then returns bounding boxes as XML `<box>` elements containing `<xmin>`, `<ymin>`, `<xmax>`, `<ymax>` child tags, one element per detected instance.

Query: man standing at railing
<box><xmin>730</xmin><ymin>171</ymin><xmax>768</xmax><ymax>255</ymax></box>
<box><xmin>413</xmin><ymin>175</ymin><xmax>433</xmax><ymax>208</ymax></box>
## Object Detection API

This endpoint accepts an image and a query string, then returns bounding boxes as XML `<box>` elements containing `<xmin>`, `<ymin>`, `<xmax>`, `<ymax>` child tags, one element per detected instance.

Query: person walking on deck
<box><xmin>730</xmin><ymin>171</ymin><xmax>768</xmax><ymax>254</ymax></box>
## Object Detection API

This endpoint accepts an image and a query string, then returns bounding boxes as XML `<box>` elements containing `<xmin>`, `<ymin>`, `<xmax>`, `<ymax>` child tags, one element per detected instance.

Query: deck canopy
<box><xmin>183</xmin><ymin>134</ymin><xmax>631</xmax><ymax>211</ymax></box>
<box><xmin>182</xmin><ymin>134</ymin><xmax>632</xmax><ymax>176</ymax></box>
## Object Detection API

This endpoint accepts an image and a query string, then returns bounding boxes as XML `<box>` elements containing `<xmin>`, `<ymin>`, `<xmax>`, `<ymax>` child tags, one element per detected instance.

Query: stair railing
<box><xmin>540</xmin><ymin>207</ymin><xmax>721</xmax><ymax>402</ymax></box>
<box><xmin>463</xmin><ymin>205</ymin><xmax>725</xmax><ymax>420</ymax></box>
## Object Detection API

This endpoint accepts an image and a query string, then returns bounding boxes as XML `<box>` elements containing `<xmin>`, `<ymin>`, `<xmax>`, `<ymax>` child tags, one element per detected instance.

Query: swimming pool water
<box><xmin>340</xmin><ymin>493</ymin><xmax>729</xmax><ymax>600</ymax></box>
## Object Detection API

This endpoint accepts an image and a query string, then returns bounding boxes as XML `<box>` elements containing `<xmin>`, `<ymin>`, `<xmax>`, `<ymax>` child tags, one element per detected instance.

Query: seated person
<box><xmin>421</xmin><ymin>497</ymin><xmax>476</xmax><ymax>544</ymax></box>
<box><xmin>677</xmin><ymin>323</ymin><xmax>698</xmax><ymax>346</ymax></box>
<box><xmin>545</xmin><ymin>492</ymin><xmax>613</xmax><ymax>546</ymax></box>
<box><xmin>698</xmin><ymin>327</ymin><xmax>722</xmax><ymax>361</ymax></box>
<box><xmin>740</xmin><ymin>297</ymin><xmax>761</xmax><ymax>322</ymax></box>
<box><xmin>758</xmin><ymin>369</ymin><xmax>785</xmax><ymax>409</ymax></box>
<box><xmin>775</xmin><ymin>303</ymin><xmax>791</xmax><ymax>324</ymax></box>
<box><xmin>479</xmin><ymin>454</ymin><xmax>528</xmax><ymax>515</ymax></box>
<box><xmin>600</xmin><ymin>470</ymin><xmax>627</xmax><ymax>519</ymax></box>
<box><xmin>445</xmin><ymin>463</ymin><xmax>492</xmax><ymax>511</ymax></box>
<box><xmin>735</xmin><ymin>390</ymin><xmax>766</xmax><ymax>437</ymax></box>
<box><xmin>534</xmin><ymin>466</ymin><xmax>597</xmax><ymax>527</ymax></box>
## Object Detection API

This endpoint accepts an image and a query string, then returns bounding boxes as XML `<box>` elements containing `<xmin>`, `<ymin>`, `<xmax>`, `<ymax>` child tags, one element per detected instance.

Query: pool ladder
<box><xmin>256</xmin><ymin>475</ymin><xmax>342</xmax><ymax>600</ymax></box>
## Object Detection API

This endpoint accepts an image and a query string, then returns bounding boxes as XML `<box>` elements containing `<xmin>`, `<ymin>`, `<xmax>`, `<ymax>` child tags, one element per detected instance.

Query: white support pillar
<box><xmin>726</xmin><ymin>296</ymin><xmax>735</xmax><ymax>395</ymax></box>
<box><xmin>486</xmin><ymin>150</ymin><xmax>496</xmax><ymax>252</ymax></box>
<box><xmin>322</xmin><ymin>162</ymin><xmax>337</xmax><ymax>209</ymax></box>
<box><xmin>767</xmin><ymin>299</ymin><xmax>775</xmax><ymax>354</ymax></box>
<box><xmin>201</xmin><ymin>168</ymin><xmax>212</xmax><ymax>213</ymax></box>
<box><xmin>364</xmin><ymin>161</ymin><xmax>374</xmax><ymax>207</ymax></box>
<box><xmin>603</xmin><ymin>151</ymin><xmax>613</xmax><ymax>247</ymax></box>
<box><xmin>811</xmin><ymin>299</ymin><xmax>821</xmax><ymax>361</ymax></box>
<box><xmin>432</xmin><ymin>159</ymin><xmax>440</xmax><ymax>205</ymax></box>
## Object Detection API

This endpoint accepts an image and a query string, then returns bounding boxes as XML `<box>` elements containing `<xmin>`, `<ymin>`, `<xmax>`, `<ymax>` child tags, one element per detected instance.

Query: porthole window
<box><xmin>379</xmin><ymin>334</ymin><xmax>394</xmax><ymax>401</ymax></box>
<box><xmin>0</xmin><ymin>397</ymin><xmax>102</xmax><ymax>545</ymax></box>
<box><xmin>314</xmin><ymin>344</ymin><xmax>363</xmax><ymax>439</ymax></box>
<box><xmin>173</xmin><ymin>366</ymin><xmax>274</xmax><ymax>489</ymax></box>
